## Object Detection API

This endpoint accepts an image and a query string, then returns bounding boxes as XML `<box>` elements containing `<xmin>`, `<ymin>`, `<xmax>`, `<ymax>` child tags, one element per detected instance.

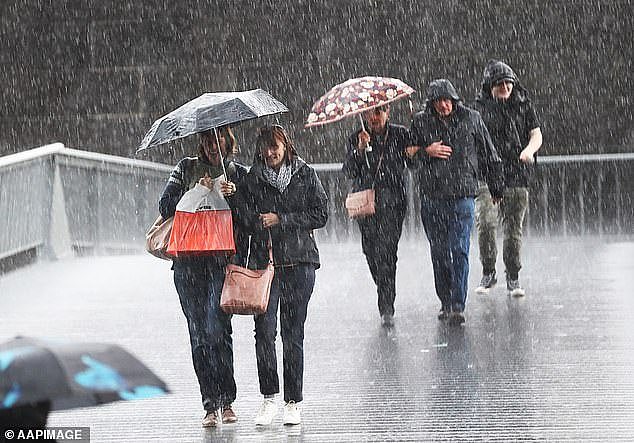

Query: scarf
<box><xmin>262</xmin><ymin>162</ymin><xmax>292</xmax><ymax>193</ymax></box>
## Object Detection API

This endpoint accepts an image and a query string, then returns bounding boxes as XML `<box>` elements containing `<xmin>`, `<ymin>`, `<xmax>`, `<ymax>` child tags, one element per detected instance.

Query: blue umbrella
<box><xmin>137</xmin><ymin>88</ymin><xmax>289</xmax><ymax>153</ymax></box>
<box><xmin>0</xmin><ymin>336</ymin><xmax>168</xmax><ymax>411</ymax></box>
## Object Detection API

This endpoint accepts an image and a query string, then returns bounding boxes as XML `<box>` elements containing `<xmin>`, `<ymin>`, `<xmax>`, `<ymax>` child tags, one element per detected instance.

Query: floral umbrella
<box><xmin>305</xmin><ymin>76</ymin><xmax>415</xmax><ymax>128</ymax></box>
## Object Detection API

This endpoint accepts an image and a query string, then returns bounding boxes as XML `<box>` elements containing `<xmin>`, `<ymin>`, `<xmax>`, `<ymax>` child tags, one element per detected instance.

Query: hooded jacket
<box><xmin>474</xmin><ymin>60</ymin><xmax>541</xmax><ymax>187</ymax></box>
<box><xmin>409</xmin><ymin>79</ymin><xmax>504</xmax><ymax>199</ymax></box>
<box><xmin>342</xmin><ymin>122</ymin><xmax>410</xmax><ymax>209</ymax></box>
<box><xmin>234</xmin><ymin>155</ymin><xmax>328</xmax><ymax>269</ymax></box>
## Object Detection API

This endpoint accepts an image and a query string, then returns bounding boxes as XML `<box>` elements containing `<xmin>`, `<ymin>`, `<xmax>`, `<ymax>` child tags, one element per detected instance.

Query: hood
<box><xmin>424</xmin><ymin>79</ymin><xmax>461</xmax><ymax>116</ymax></box>
<box><xmin>483</xmin><ymin>60</ymin><xmax>517</xmax><ymax>89</ymax></box>
<box><xmin>426</xmin><ymin>79</ymin><xmax>461</xmax><ymax>102</ymax></box>
<box><xmin>477</xmin><ymin>60</ymin><xmax>529</xmax><ymax>102</ymax></box>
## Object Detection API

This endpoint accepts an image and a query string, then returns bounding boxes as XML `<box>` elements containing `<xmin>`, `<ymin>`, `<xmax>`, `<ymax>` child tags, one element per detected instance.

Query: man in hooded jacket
<box><xmin>472</xmin><ymin>60</ymin><xmax>543</xmax><ymax>297</ymax></box>
<box><xmin>407</xmin><ymin>79</ymin><xmax>504</xmax><ymax>325</ymax></box>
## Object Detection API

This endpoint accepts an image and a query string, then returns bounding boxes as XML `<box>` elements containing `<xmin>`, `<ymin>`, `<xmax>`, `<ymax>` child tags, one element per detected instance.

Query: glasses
<box><xmin>364</xmin><ymin>106</ymin><xmax>388</xmax><ymax>116</ymax></box>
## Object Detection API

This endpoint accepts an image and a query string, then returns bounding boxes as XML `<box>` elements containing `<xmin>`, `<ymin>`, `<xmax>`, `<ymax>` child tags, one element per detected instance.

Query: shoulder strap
<box><xmin>246</xmin><ymin>230</ymin><xmax>274</xmax><ymax>265</ymax></box>
<box><xmin>370</xmin><ymin>125</ymin><xmax>390</xmax><ymax>189</ymax></box>
<box><xmin>267</xmin><ymin>230</ymin><xmax>273</xmax><ymax>264</ymax></box>
<box><xmin>371</xmin><ymin>152</ymin><xmax>385</xmax><ymax>190</ymax></box>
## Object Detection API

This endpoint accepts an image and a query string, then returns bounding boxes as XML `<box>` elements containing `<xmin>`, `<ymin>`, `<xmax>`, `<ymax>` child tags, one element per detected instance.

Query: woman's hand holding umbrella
<box><xmin>197</xmin><ymin>174</ymin><xmax>236</xmax><ymax>196</ymax></box>
<box><xmin>219</xmin><ymin>180</ymin><xmax>237</xmax><ymax>196</ymax></box>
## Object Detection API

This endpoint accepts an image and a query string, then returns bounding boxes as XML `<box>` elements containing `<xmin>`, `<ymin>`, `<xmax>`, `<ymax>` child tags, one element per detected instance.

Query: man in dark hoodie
<box><xmin>473</xmin><ymin>60</ymin><xmax>543</xmax><ymax>297</ymax></box>
<box><xmin>407</xmin><ymin>79</ymin><xmax>503</xmax><ymax>325</ymax></box>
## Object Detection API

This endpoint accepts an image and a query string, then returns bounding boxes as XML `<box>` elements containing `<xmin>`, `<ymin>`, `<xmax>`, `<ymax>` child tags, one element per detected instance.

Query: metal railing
<box><xmin>529</xmin><ymin>154</ymin><xmax>634</xmax><ymax>235</ymax></box>
<box><xmin>315</xmin><ymin>154</ymin><xmax>634</xmax><ymax>239</ymax></box>
<box><xmin>0</xmin><ymin>144</ymin><xmax>170</xmax><ymax>262</ymax></box>
<box><xmin>1</xmin><ymin>145</ymin><xmax>632</xmax><ymax>267</ymax></box>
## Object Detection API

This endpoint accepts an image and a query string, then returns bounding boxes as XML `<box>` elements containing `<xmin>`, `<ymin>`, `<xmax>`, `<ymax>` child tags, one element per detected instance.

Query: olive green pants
<box><xmin>475</xmin><ymin>184</ymin><xmax>529</xmax><ymax>279</ymax></box>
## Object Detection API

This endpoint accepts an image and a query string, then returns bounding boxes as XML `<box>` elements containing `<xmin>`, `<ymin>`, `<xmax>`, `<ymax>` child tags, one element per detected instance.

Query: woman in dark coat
<box><xmin>158</xmin><ymin>126</ymin><xmax>247</xmax><ymax>427</ymax></box>
<box><xmin>234</xmin><ymin>125</ymin><xmax>328</xmax><ymax>426</ymax></box>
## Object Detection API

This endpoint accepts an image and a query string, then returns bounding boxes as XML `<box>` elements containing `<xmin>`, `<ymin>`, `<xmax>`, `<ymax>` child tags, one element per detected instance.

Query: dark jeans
<box><xmin>254</xmin><ymin>264</ymin><xmax>315</xmax><ymax>403</ymax></box>
<box><xmin>358</xmin><ymin>204</ymin><xmax>406</xmax><ymax>316</ymax></box>
<box><xmin>173</xmin><ymin>260</ymin><xmax>235</xmax><ymax>411</ymax></box>
<box><xmin>420</xmin><ymin>197</ymin><xmax>475</xmax><ymax>313</ymax></box>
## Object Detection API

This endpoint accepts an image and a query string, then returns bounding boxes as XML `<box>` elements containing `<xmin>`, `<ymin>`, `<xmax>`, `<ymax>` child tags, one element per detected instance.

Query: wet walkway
<box><xmin>1</xmin><ymin>235</ymin><xmax>634</xmax><ymax>442</ymax></box>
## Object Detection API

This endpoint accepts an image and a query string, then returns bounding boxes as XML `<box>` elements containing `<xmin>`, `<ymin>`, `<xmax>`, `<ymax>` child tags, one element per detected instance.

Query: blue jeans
<box><xmin>420</xmin><ymin>197</ymin><xmax>475</xmax><ymax>313</ymax></box>
<box><xmin>254</xmin><ymin>264</ymin><xmax>315</xmax><ymax>403</ymax></box>
<box><xmin>173</xmin><ymin>260</ymin><xmax>235</xmax><ymax>411</ymax></box>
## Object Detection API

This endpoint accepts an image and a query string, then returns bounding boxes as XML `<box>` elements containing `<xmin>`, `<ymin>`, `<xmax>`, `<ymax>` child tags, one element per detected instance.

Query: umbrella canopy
<box><xmin>305</xmin><ymin>76</ymin><xmax>415</xmax><ymax>128</ymax></box>
<box><xmin>137</xmin><ymin>89</ymin><xmax>289</xmax><ymax>153</ymax></box>
<box><xmin>0</xmin><ymin>337</ymin><xmax>168</xmax><ymax>411</ymax></box>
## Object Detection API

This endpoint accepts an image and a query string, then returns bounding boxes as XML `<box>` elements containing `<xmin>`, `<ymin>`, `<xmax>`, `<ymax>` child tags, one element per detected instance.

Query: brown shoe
<box><xmin>202</xmin><ymin>410</ymin><xmax>218</xmax><ymax>427</ymax></box>
<box><xmin>222</xmin><ymin>405</ymin><xmax>237</xmax><ymax>423</ymax></box>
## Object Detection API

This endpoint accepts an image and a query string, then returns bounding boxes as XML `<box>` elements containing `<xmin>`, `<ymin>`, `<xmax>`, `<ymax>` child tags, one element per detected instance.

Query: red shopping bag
<box><xmin>167</xmin><ymin>180</ymin><xmax>235</xmax><ymax>256</ymax></box>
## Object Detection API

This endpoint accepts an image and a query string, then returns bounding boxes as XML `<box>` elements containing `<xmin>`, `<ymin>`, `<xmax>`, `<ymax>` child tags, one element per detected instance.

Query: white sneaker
<box><xmin>507</xmin><ymin>278</ymin><xmax>526</xmax><ymax>297</ymax></box>
<box><xmin>283</xmin><ymin>401</ymin><xmax>301</xmax><ymax>425</ymax></box>
<box><xmin>475</xmin><ymin>272</ymin><xmax>497</xmax><ymax>294</ymax></box>
<box><xmin>255</xmin><ymin>398</ymin><xmax>278</xmax><ymax>426</ymax></box>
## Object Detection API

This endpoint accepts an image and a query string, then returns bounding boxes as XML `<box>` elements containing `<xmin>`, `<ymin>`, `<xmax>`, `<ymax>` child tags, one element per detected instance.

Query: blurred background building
<box><xmin>0</xmin><ymin>0</ymin><xmax>632</xmax><ymax>165</ymax></box>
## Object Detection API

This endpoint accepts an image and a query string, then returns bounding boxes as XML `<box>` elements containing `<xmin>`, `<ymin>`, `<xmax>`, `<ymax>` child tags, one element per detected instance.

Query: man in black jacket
<box><xmin>407</xmin><ymin>79</ymin><xmax>503</xmax><ymax>325</ymax></box>
<box><xmin>473</xmin><ymin>60</ymin><xmax>543</xmax><ymax>297</ymax></box>
<box><xmin>343</xmin><ymin>104</ymin><xmax>410</xmax><ymax>327</ymax></box>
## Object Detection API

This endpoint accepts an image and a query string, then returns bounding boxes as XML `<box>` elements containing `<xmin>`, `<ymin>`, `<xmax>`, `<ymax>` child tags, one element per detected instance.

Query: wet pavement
<box><xmin>1</xmin><ymin>235</ymin><xmax>634</xmax><ymax>442</ymax></box>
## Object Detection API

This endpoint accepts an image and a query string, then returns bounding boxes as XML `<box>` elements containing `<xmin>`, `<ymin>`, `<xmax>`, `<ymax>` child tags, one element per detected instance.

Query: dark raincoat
<box><xmin>409</xmin><ymin>79</ymin><xmax>504</xmax><ymax>199</ymax></box>
<box><xmin>234</xmin><ymin>156</ymin><xmax>328</xmax><ymax>269</ymax></box>
<box><xmin>473</xmin><ymin>60</ymin><xmax>541</xmax><ymax>187</ymax></box>
<box><xmin>342</xmin><ymin>123</ymin><xmax>410</xmax><ymax>209</ymax></box>
<box><xmin>342</xmin><ymin>122</ymin><xmax>410</xmax><ymax>318</ymax></box>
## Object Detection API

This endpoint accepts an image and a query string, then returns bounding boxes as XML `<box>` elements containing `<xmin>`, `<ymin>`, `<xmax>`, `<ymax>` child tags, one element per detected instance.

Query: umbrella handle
<box><xmin>214</xmin><ymin>128</ymin><xmax>228</xmax><ymax>180</ymax></box>
<box><xmin>358</xmin><ymin>115</ymin><xmax>372</xmax><ymax>153</ymax></box>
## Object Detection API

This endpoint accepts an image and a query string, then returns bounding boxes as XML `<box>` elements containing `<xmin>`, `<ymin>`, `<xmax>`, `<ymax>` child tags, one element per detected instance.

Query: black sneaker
<box><xmin>476</xmin><ymin>271</ymin><xmax>497</xmax><ymax>294</ymax></box>
<box><xmin>507</xmin><ymin>278</ymin><xmax>525</xmax><ymax>297</ymax></box>
<box><xmin>448</xmin><ymin>311</ymin><xmax>465</xmax><ymax>325</ymax></box>
<box><xmin>381</xmin><ymin>313</ymin><xmax>394</xmax><ymax>327</ymax></box>
<box><xmin>437</xmin><ymin>309</ymin><xmax>449</xmax><ymax>321</ymax></box>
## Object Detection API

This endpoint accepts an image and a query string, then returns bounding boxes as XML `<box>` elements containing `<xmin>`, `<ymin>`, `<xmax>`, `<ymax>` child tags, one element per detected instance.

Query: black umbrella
<box><xmin>137</xmin><ymin>88</ymin><xmax>289</xmax><ymax>153</ymax></box>
<box><xmin>0</xmin><ymin>337</ymin><xmax>168</xmax><ymax>411</ymax></box>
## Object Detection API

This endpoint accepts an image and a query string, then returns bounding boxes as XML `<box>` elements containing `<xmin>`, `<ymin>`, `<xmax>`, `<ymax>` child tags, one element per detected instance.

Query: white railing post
<box><xmin>47</xmin><ymin>161</ymin><xmax>73</xmax><ymax>259</ymax></box>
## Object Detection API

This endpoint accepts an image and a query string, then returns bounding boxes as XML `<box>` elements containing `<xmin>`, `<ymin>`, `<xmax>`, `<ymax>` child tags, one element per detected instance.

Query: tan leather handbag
<box><xmin>220</xmin><ymin>233</ymin><xmax>274</xmax><ymax>315</ymax></box>
<box><xmin>345</xmin><ymin>151</ymin><xmax>384</xmax><ymax>219</ymax></box>
<box><xmin>145</xmin><ymin>215</ymin><xmax>174</xmax><ymax>260</ymax></box>
<box><xmin>345</xmin><ymin>189</ymin><xmax>376</xmax><ymax>218</ymax></box>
